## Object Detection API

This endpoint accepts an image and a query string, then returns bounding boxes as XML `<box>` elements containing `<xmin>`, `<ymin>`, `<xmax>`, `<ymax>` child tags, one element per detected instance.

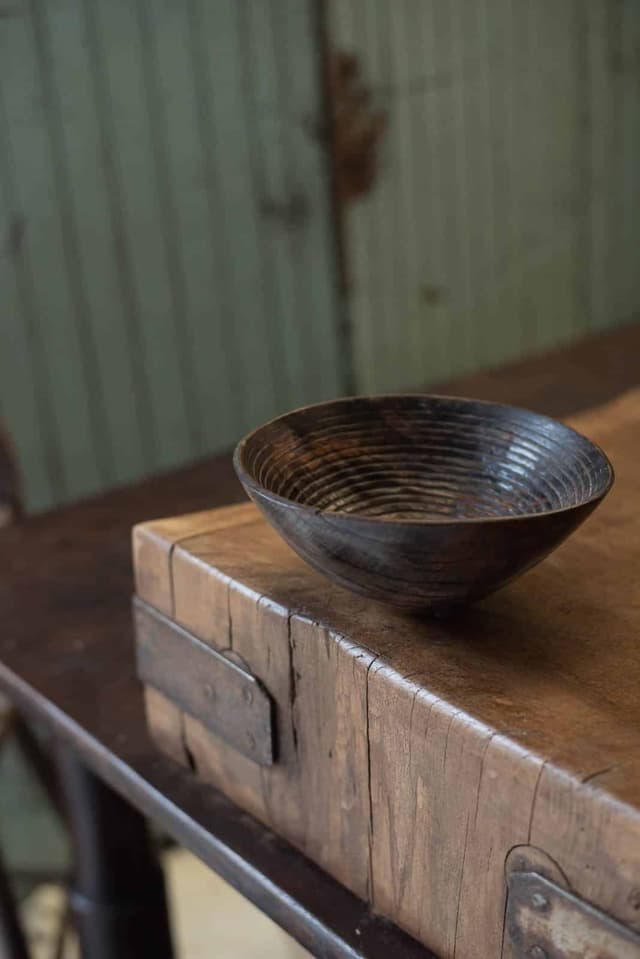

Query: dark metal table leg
<box><xmin>0</xmin><ymin>853</ymin><xmax>30</xmax><ymax>959</ymax></box>
<box><xmin>54</xmin><ymin>744</ymin><xmax>174</xmax><ymax>959</ymax></box>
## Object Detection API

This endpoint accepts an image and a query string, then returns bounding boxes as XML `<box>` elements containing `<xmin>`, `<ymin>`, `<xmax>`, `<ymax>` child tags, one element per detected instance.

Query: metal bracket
<box><xmin>134</xmin><ymin>598</ymin><xmax>275</xmax><ymax>766</ymax></box>
<box><xmin>506</xmin><ymin>871</ymin><xmax>640</xmax><ymax>959</ymax></box>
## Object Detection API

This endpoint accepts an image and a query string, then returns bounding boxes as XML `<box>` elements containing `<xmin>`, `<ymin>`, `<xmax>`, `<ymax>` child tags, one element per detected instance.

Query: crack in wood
<box><xmin>364</xmin><ymin>653</ymin><xmax>382</xmax><ymax>904</ymax></box>
<box><xmin>527</xmin><ymin>759</ymin><xmax>548</xmax><ymax>845</ymax></box>
<box><xmin>582</xmin><ymin>763</ymin><xmax>620</xmax><ymax>785</ymax></box>
<box><xmin>180</xmin><ymin>714</ymin><xmax>196</xmax><ymax>773</ymax></box>
<box><xmin>287</xmin><ymin>613</ymin><xmax>299</xmax><ymax>754</ymax></box>
<box><xmin>452</xmin><ymin>814</ymin><xmax>471</xmax><ymax>958</ymax></box>
<box><xmin>226</xmin><ymin>578</ymin><xmax>233</xmax><ymax>651</ymax></box>
<box><xmin>442</xmin><ymin>707</ymin><xmax>464</xmax><ymax>776</ymax></box>
<box><xmin>473</xmin><ymin>731</ymin><xmax>498</xmax><ymax>831</ymax></box>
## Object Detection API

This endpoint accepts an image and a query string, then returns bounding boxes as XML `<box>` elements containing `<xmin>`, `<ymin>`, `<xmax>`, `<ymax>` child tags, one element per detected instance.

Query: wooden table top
<box><xmin>0</xmin><ymin>320</ymin><xmax>638</xmax><ymax>959</ymax></box>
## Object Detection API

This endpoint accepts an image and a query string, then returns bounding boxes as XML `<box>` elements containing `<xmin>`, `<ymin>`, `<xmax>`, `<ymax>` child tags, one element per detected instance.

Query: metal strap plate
<box><xmin>506</xmin><ymin>871</ymin><xmax>640</xmax><ymax>959</ymax></box>
<box><xmin>134</xmin><ymin>598</ymin><xmax>274</xmax><ymax>766</ymax></box>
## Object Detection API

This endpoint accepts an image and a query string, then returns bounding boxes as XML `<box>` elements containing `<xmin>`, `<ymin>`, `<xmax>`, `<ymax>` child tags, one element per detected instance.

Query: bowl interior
<box><xmin>238</xmin><ymin>396</ymin><xmax>612</xmax><ymax>522</ymax></box>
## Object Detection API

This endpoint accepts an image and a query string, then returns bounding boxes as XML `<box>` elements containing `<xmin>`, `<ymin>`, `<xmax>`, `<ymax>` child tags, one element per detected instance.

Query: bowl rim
<box><xmin>233</xmin><ymin>393</ymin><xmax>615</xmax><ymax>526</ymax></box>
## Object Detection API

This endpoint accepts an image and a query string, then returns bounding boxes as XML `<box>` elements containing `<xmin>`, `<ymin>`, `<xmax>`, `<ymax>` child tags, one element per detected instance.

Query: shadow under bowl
<box><xmin>233</xmin><ymin>395</ymin><xmax>614</xmax><ymax>612</ymax></box>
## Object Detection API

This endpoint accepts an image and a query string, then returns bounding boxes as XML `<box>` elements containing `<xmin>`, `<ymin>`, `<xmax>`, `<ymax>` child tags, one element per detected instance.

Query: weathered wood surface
<box><xmin>135</xmin><ymin>502</ymin><xmax>374</xmax><ymax>900</ymax></box>
<box><xmin>134</xmin><ymin>388</ymin><xmax>640</xmax><ymax>958</ymax></box>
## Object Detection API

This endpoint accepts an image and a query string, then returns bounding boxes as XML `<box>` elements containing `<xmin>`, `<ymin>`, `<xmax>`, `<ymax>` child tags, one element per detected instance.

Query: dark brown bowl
<box><xmin>233</xmin><ymin>395</ymin><xmax>614</xmax><ymax>612</ymax></box>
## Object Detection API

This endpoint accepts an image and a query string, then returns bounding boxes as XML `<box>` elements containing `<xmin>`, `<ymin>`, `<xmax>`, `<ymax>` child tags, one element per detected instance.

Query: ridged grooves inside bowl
<box><xmin>240</xmin><ymin>398</ymin><xmax>611</xmax><ymax>521</ymax></box>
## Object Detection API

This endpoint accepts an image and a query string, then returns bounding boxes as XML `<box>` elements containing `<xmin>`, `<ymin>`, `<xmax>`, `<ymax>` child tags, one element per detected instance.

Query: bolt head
<box><xmin>531</xmin><ymin>892</ymin><xmax>549</xmax><ymax>912</ymax></box>
<box><xmin>627</xmin><ymin>887</ymin><xmax>640</xmax><ymax>911</ymax></box>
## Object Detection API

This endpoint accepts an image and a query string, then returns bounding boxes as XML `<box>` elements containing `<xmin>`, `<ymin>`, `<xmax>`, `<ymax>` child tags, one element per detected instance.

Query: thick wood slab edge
<box><xmin>133</xmin><ymin>389</ymin><xmax>640</xmax><ymax>958</ymax></box>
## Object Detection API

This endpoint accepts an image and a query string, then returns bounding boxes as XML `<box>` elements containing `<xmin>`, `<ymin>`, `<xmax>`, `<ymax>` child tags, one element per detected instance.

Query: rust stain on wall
<box><xmin>5</xmin><ymin>213</ymin><xmax>25</xmax><ymax>259</ymax></box>
<box><xmin>421</xmin><ymin>284</ymin><xmax>444</xmax><ymax>306</ymax></box>
<box><xmin>259</xmin><ymin>191</ymin><xmax>310</xmax><ymax>230</ymax></box>
<box><xmin>329</xmin><ymin>52</ymin><xmax>386</xmax><ymax>204</ymax></box>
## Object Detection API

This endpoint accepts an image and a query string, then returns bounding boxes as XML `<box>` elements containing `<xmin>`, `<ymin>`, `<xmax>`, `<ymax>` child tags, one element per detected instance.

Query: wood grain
<box><xmin>134</xmin><ymin>388</ymin><xmax>640</xmax><ymax>957</ymax></box>
<box><xmin>132</xmin><ymin>503</ymin><xmax>251</xmax><ymax>615</ymax></box>
<box><xmin>176</xmin><ymin>551</ymin><xmax>374</xmax><ymax>898</ymax></box>
<box><xmin>133</xmin><ymin>503</ymin><xmax>255</xmax><ymax>770</ymax></box>
<box><xmin>235</xmin><ymin>394</ymin><xmax>612</xmax><ymax>611</ymax></box>
<box><xmin>366</xmin><ymin>389</ymin><xmax>640</xmax><ymax>956</ymax></box>
<box><xmin>0</xmin><ymin>464</ymin><xmax>437</xmax><ymax>959</ymax></box>
<box><xmin>137</xmin><ymin>506</ymin><xmax>374</xmax><ymax>899</ymax></box>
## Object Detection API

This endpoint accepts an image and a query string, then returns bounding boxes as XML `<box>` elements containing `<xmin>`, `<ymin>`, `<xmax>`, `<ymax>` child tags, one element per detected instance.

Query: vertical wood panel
<box><xmin>1</xmin><ymin>0</ymin><xmax>344</xmax><ymax>511</ymax></box>
<box><xmin>28</xmin><ymin>0</ymin><xmax>117</xmax><ymax>485</ymax></box>
<box><xmin>587</xmin><ymin>0</ymin><xmax>617</xmax><ymax>332</ymax></box>
<box><xmin>398</xmin><ymin>0</ymin><xmax>431</xmax><ymax>387</ymax></box>
<box><xmin>134</xmin><ymin>0</ymin><xmax>202</xmax><ymax>453</ymax></box>
<box><xmin>44</xmin><ymin>0</ymin><xmax>151</xmax><ymax>484</ymax></box>
<box><xmin>334</xmin><ymin>0</ymin><xmax>377</xmax><ymax>392</ymax></box>
<box><xmin>423</xmin><ymin>0</ymin><xmax>471</xmax><ymax>379</ymax></box>
<box><xmin>606</xmin><ymin>0</ymin><xmax>628</xmax><ymax>329</ymax></box>
<box><xmin>241</xmin><ymin>1</ymin><xmax>307</xmax><ymax>409</ymax></box>
<box><xmin>484</xmin><ymin>0</ymin><xmax>523</xmax><ymax>364</ymax></box>
<box><xmin>272</xmin><ymin>0</ymin><xmax>345</xmax><ymax>403</ymax></box>
<box><xmin>79</xmin><ymin>0</ymin><xmax>158</xmax><ymax>471</ymax></box>
<box><xmin>377</xmin><ymin>1</ymin><xmax>412</xmax><ymax>388</ymax></box>
<box><xmin>619</xmin><ymin>0</ymin><xmax>640</xmax><ymax>326</ymax></box>
<box><xmin>448</xmin><ymin>0</ymin><xmax>478</xmax><ymax>373</ymax></box>
<box><xmin>532</xmin><ymin>0</ymin><xmax>582</xmax><ymax>349</ymax></box>
<box><xmin>579</xmin><ymin>0</ymin><xmax>640</xmax><ymax>335</ymax></box>
<box><xmin>353</xmin><ymin>0</ymin><xmax>393</xmax><ymax>391</ymax></box>
<box><xmin>240</xmin><ymin>0</ymin><xmax>302</xmax><ymax>411</ymax></box>
<box><xmin>189</xmin><ymin>0</ymin><xmax>280</xmax><ymax>433</ymax></box>
<box><xmin>510</xmin><ymin>0</ymin><xmax>542</xmax><ymax>353</ymax></box>
<box><xmin>414</xmin><ymin>0</ymin><xmax>451</xmax><ymax>381</ymax></box>
<box><xmin>454</xmin><ymin>0</ymin><xmax>496</xmax><ymax>369</ymax></box>
<box><xmin>0</xmin><ymin>4</ymin><xmax>105</xmax><ymax>502</ymax></box>
<box><xmin>374</xmin><ymin>0</ymin><xmax>409</xmax><ymax>390</ymax></box>
<box><xmin>0</xmin><ymin>94</ymin><xmax>58</xmax><ymax>511</ymax></box>
<box><xmin>89</xmin><ymin>0</ymin><xmax>195</xmax><ymax>469</ymax></box>
<box><xmin>143</xmin><ymin>0</ymin><xmax>240</xmax><ymax>453</ymax></box>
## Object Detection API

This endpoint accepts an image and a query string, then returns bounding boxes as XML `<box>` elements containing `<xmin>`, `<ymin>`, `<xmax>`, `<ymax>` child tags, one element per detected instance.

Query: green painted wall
<box><xmin>1</xmin><ymin>1</ymin><xmax>639</xmax><ymax>513</ymax></box>
<box><xmin>332</xmin><ymin>0</ymin><xmax>640</xmax><ymax>391</ymax></box>
<box><xmin>1</xmin><ymin>0</ymin><xmax>345</xmax><ymax>512</ymax></box>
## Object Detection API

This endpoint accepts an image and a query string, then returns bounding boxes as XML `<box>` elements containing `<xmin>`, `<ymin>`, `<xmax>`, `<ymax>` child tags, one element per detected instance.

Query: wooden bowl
<box><xmin>234</xmin><ymin>395</ymin><xmax>614</xmax><ymax>612</ymax></box>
